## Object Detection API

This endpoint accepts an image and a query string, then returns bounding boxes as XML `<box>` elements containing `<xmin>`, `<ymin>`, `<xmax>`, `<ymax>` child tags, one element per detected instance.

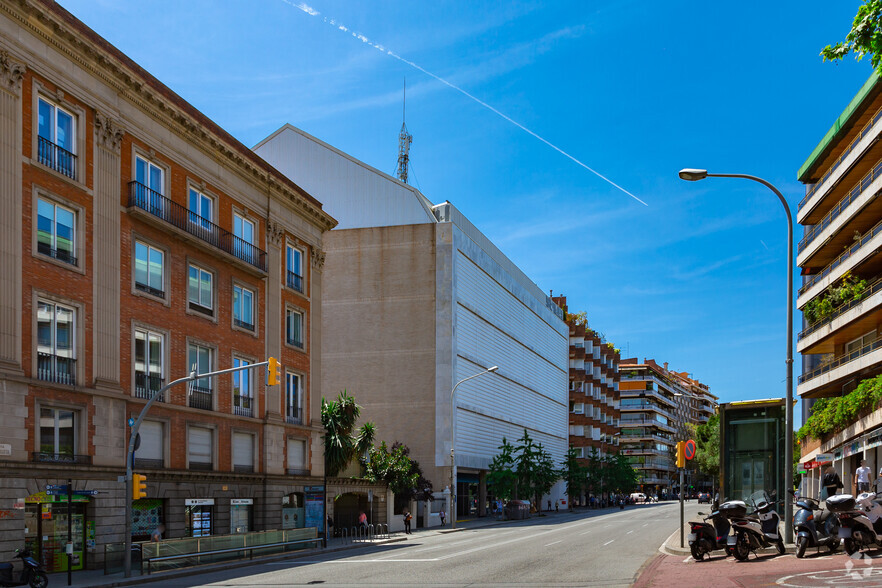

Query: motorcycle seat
<box><xmin>0</xmin><ymin>563</ymin><xmax>11</xmax><ymax>570</ymax></box>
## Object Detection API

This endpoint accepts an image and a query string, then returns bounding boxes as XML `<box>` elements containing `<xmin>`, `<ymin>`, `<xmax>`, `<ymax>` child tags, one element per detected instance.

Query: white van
<box><xmin>629</xmin><ymin>492</ymin><xmax>646</xmax><ymax>502</ymax></box>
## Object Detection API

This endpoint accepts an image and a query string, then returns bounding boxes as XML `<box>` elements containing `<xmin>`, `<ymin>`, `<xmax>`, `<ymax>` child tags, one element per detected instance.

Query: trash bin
<box><xmin>505</xmin><ymin>500</ymin><xmax>531</xmax><ymax>520</ymax></box>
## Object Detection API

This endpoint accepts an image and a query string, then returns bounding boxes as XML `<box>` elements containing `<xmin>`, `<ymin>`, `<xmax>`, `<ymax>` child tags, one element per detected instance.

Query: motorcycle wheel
<box><xmin>776</xmin><ymin>536</ymin><xmax>785</xmax><ymax>555</ymax></box>
<box><xmin>795</xmin><ymin>536</ymin><xmax>808</xmax><ymax>558</ymax></box>
<box><xmin>690</xmin><ymin>543</ymin><xmax>705</xmax><ymax>561</ymax></box>
<box><xmin>844</xmin><ymin>537</ymin><xmax>859</xmax><ymax>556</ymax></box>
<box><xmin>29</xmin><ymin>571</ymin><xmax>48</xmax><ymax>588</ymax></box>
<box><xmin>829</xmin><ymin>538</ymin><xmax>840</xmax><ymax>553</ymax></box>
<box><xmin>733</xmin><ymin>533</ymin><xmax>751</xmax><ymax>561</ymax></box>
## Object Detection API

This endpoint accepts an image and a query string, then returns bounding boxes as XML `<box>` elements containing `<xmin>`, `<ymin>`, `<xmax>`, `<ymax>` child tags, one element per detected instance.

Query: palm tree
<box><xmin>321</xmin><ymin>390</ymin><xmax>376</xmax><ymax>476</ymax></box>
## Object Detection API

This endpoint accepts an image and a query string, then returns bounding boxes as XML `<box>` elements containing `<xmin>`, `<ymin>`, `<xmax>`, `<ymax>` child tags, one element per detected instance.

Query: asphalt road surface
<box><xmin>158</xmin><ymin>502</ymin><xmax>686</xmax><ymax>587</ymax></box>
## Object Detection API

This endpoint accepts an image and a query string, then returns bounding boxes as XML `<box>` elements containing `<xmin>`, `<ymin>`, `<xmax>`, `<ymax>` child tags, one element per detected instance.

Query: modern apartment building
<box><xmin>255</xmin><ymin>125</ymin><xmax>570</xmax><ymax>520</ymax></box>
<box><xmin>618</xmin><ymin>359</ymin><xmax>716</xmax><ymax>495</ymax></box>
<box><xmin>796</xmin><ymin>71</ymin><xmax>882</xmax><ymax>493</ymax></box>
<box><xmin>0</xmin><ymin>0</ymin><xmax>341</xmax><ymax>572</ymax></box>
<box><xmin>550</xmin><ymin>296</ymin><xmax>621</xmax><ymax>503</ymax></box>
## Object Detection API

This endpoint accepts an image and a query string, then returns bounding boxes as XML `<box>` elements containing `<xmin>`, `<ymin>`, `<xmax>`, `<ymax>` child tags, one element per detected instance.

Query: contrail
<box><xmin>282</xmin><ymin>1</ymin><xmax>648</xmax><ymax>207</ymax></box>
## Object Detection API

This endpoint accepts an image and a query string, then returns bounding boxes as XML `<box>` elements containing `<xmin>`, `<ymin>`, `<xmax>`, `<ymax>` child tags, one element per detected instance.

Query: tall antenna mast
<box><xmin>397</xmin><ymin>78</ymin><xmax>412</xmax><ymax>184</ymax></box>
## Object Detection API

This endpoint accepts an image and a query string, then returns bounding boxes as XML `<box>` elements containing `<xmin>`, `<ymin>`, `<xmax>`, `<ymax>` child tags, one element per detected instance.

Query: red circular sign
<box><xmin>684</xmin><ymin>439</ymin><xmax>696</xmax><ymax>460</ymax></box>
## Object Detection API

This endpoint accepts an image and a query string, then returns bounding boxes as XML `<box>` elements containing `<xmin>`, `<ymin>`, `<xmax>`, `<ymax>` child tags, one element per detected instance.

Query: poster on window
<box><xmin>304</xmin><ymin>489</ymin><xmax>324</xmax><ymax>532</ymax></box>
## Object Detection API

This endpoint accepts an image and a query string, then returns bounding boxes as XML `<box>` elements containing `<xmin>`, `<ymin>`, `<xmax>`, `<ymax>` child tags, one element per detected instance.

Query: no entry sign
<box><xmin>684</xmin><ymin>439</ymin><xmax>696</xmax><ymax>460</ymax></box>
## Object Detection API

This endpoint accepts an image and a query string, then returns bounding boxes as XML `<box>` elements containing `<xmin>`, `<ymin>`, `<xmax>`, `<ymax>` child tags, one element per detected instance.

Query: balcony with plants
<box><xmin>797</xmin><ymin>373</ymin><xmax>882</xmax><ymax>444</ymax></box>
<box><xmin>798</xmin><ymin>333</ymin><xmax>882</xmax><ymax>397</ymax></box>
<box><xmin>799</xmin><ymin>273</ymin><xmax>881</xmax><ymax>353</ymax></box>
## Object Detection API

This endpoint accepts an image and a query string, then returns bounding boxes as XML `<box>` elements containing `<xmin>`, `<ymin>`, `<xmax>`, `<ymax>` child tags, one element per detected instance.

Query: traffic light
<box><xmin>676</xmin><ymin>441</ymin><xmax>685</xmax><ymax>468</ymax></box>
<box><xmin>267</xmin><ymin>357</ymin><xmax>280</xmax><ymax>386</ymax></box>
<box><xmin>132</xmin><ymin>473</ymin><xmax>147</xmax><ymax>500</ymax></box>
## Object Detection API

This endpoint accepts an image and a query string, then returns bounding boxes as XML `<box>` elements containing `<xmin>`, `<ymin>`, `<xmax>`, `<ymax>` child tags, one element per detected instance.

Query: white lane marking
<box><xmin>545</xmin><ymin>540</ymin><xmax>562</xmax><ymax>547</ymax></box>
<box><xmin>579</xmin><ymin>530</ymin><xmax>593</xmax><ymax>536</ymax></box>
<box><xmin>626</xmin><ymin>530</ymin><xmax>633</xmax><ymax>535</ymax></box>
<box><xmin>603</xmin><ymin>540</ymin><xmax>614</xmax><ymax>546</ymax></box>
<box><xmin>642</xmin><ymin>523</ymin><xmax>649</xmax><ymax>527</ymax></box>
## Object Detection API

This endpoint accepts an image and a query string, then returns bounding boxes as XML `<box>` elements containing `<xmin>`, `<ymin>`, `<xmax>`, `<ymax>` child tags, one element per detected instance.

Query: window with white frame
<box><xmin>38</xmin><ymin>407</ymin><xmax>77</xmax><ymax>459</ymax></box>
<box><xmin>187</xmin><ymin>344</ymin><xmax>213</xmax><ymax>410</ymax></box>
<box><xmin>188</xmin><ymin>264</ymin><xmax>213</xmax><ymax>315</ymax></box>
<box><xmin>232</xmin><ymin>432</ymin><xmax>254</xmax><ymax>473</ymax></box>
<box><xmin>285</xmin><ymin>373</ymin><xmax>302</xmax><ymax>425</ymax></box>
<box><xmin>134</xmin><ymin>155</ymin><xmax>165</xmax><ymax>214</ymax></box>
<box><xmin>233</xmin><ymin>358</ymin><xmax>253</xmax><ymax>417</ymax></box>
<box><xmin>134</xmin><ymin>328</ymin><xmax>164</xmax><ymax>401</ymax></box>
<box><xmin>36</xmin><ymin>197</ymin><xmax>76</xmax><ymax>265</ymax></box>
<box><xmin>135</xmin><ymin>420</ymin><xmax>164</xmax><ymax>468</ymax></box>
<box><xmin>286</xmin><ymin>308</ymin><xmax>303</xmax><ymax>347</ymax></box>
<box><xmin>846</xmin><ymin>330</ymin><xmax>877</xmax><ymax>354</ymax></box>
<box><xmin>286</xmin><ymin>244</ymin><xmax>304</xmax><ymax>292</ymax></box>
<box><xmin>233</xmin><ymin>213</ymin><xmax>255</xmax><ymax>263</ymax></box>
<box><xmin>233</xmin><ymin>285</ymin><xmax>254</xmax><ymax>331</ymax></box>
<box><xmin>36</xmin><ymin>300</ymin><xmax>76</xmax><ymax>385</ymax></box>
<box><xmin>286</xmin><ymin>438</ymin><xmax>307</xmax><ymax>475</ymax></box>
<box><xmin>37</xmin><ymin>97</ymin><xmax>77</xmax><ymax>179</ymax></box>
<box><xmin>134</xmin><ymin>241</ymin><xmax>164</xmax><ymax>298</ymax></box>
<box><xmin>572</xmin><ymin>402</ymin><xmax>584</xmax><ymax>414</ymax></box>
<box><xmin>188</xmin><ymin>188</ymin><xmax>213</xmax><ymax>230</ymax></box>
<box><xmin>187</xmin><ymin>426</ymin><xmax>213</xmax><ymax>470</ymax></box>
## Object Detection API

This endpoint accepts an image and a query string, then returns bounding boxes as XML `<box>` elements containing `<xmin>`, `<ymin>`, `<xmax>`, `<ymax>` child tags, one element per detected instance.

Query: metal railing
<box><xmin>798</xmin><ymin>336</ymin><xmax>882</xmax><ymax>384</ymax></box>
<box><xmin>286</xmin><ymin>407</ymin><xmax>302</xmax><ymax>425</ymax></box>
<box><xmin>128</xmin><ymin>181</ymin><xmax>267</xmax><ymax>271</ymax></box>
<box><xmin>286</xmin><ymin>271</ymin><xmax>303</xmax><ymax>292</ymax></box>
<box><xmin>799</xmin><ymin>104</ymin><xmax>882</xmax><ymax>211</ymax></box>
<box><xmin>37</xmin><ymin>352</ymin><xmax>75</xmax><ymax>385</ymax></box>
<box><xmin>134</xmin><ymin>372</ymin><xmax>165</xmax><ymax>402</ymax></box>
<box><xmin>233</xmin><ymin>464</ymin><xmax>253</xmax><ymax>473</ymax></box>
<box><xmin>135</xmin><ymin>282</ymin><xmax>165</xmax><ymax>299</ymax></box>
<box><xmin>32</xmin><ymin>451</ymin><xmax>91</xmax><ymax>465</ymax></box>
<box><xmin>798</xmin><ymin>276</ymin><xmax>882</xmax><ymax>341</ymax></box>
<box><xmin>286</xmin><ymin>467</ymin><xmax>310</xmax><ymax>476</ymax></box>
<box><xmin>234</xmin><ymin>318</ymin><xmax>254</xmax><ymax>332</ymax></box>
<box><xmin>799</xmin><ymin>216</ymin><xmax>882</xmax><ymax>295</ymax></box>
<box><xmin>37</xmin><ymin>241</ymin><xmax>77</xmax><ymax>266</ymax></box>
<box><xmin>134</xmin><ymin>458</ymin><xmax>164</xmax><ymax>469</ymax></box>
<box><xmin>189</xmin><ymin>461</ymin><xmax>213</xmax><ymax>471</ymax></box>
<box><xmin>188</xmin><ymin>386</ymin><xmax>213</xmax><ymax>410</ymax></box>
<box><xmin>799</xmin><ymin>158</ymin><xmax>882</xmax><ymax>253</ymax></box>
<box><xmin>38</xmin><ymin>136</ymin><xmax>77</xmax><ymax>180</ymax></box>
<box><xmin>233</xmin><ymin>395</ymin><xmax>253</xmax><ymax>417</ymax></box>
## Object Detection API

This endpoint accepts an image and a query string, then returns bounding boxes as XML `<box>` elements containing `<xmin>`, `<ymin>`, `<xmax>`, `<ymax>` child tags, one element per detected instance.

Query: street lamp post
<box><xmin>678</xmin><ymin>169</ymin><xmax>794</xmax><ymax>544</ymax></box>
<box><xmin>450</xmin><ymin>365</ymin><xmax>498</xmax><ymax>529</ymax></box>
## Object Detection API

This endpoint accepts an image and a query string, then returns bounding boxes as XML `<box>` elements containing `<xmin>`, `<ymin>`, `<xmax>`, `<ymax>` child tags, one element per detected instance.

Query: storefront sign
<box><xmin>184</xmin><ymin>498</ymin><xmax>215</xmax><ymax>506</ymax></box>
<box><xmin>843</xmin><ymin>441</ymin><xmax>861</xmax><ymax>458</ymax></box>
<box><xmin>13</xmin><ymin>499</ymin><xmax>25</xmax><ymax>510</ymax></box>
<box><xmin>41</xmin><ymin>504</ymin><xmax>51</xmax><ymax>520</ymax></box>
<box><xmin>815</xmin><ymin>453</ymin><xmax>832</xmax><ymax>463</ymax></box>
<box><xmin>231</xmin><ymin>499</ymin><xmax>253</xmax><ymax>505</ymax></box>
<box><xmin>0</xmin><ymin>443</ymin><xmax>11</xmax><ymax>456</ymax></box>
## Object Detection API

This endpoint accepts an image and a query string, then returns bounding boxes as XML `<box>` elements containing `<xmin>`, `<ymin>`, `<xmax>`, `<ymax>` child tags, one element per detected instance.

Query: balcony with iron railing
<box><xmin>37</xmin><ymin>352</ymin><xmax>76</xmax><ymax>385</ymax></box>
<box><xmin>286</xmin><ymin>407</ymin><xmax>302</xmax><ymax>425</ymax></box>
<box><xmin>134</xmin><ymin>458</ymin><xmax>164</xmax><ymax>469</ymax></box>
<box><xmin>189</xmin><ymin>461</ymin><xmax>213</xmax><ymax>471</ymax></box>
<box><xmin>799</xmin><ymin>105</ymin><xmax>882</xmax><ymax>214</ymax></box>
<box><xmin>127</xmin><ymin>181</ymin><xmax>267</xmax><ymax>272</ymax></box>
<box><xmin>188</xmin><ymin>386</ymin><xmax>213</xmax><ymax>411</ymax></box>
<box><xmin>798</xmin><ymin>335</ymin><xmax>882</xmax><ymax>386</ymax></box>
<box><xmin>33</xmin><ymin>451</ymin><xmax>91</xmax><ymax>465</ymax></box>
<box><xmin>37</xmin><ymin>241</ymin><xmax>77</xmax><ymax>266</ymax></box>
<box><xmin>619</xmin><ymin>402</ymin><xmax>675</xmax><ymax>421</ymax></box>
<box><xmin>287</xmin><ymin>271</ymin><xmax>303</xmax><ymax>293</ymax></box>
<box><xmin>135</xmin><ymin>281</ymin><xmax>164</xmax><ymax>299</ymax></box>
<box><xmin>799</xmin><ymin>276</ymin><xmax>882</xmax><ymax>352</ymax></box>
<box><xmin>233</xmin><ymin>394</ymin><xmax>253</xmax><ymax>417</ymax></box>
<box><xmin>233</xmin><ymin>318</ymin><xmax>254</xmax><ymax>332</ymax></box>
<box><xmin>134</xmin><ymin>372</ymin><xmax>165</xmax><ymax>402</ymax></box>
<box><xmin>234</xmin><ymin>463</ymin><xmax>254</xmax><ymax>473</ymax></box>
<box><xmin>286</xmin><ymin>467</ymin><xmax>310</xmax><ymax>476</ymax></box>
<box><xmin>37</xmin><ymin>136</ymin><xmax>77</xmax><ymax>181</ymax></box>
<box><xmin>619</xmin><ymin>416</ymin><xmax>676</xmax><ymax>433</ymax></box>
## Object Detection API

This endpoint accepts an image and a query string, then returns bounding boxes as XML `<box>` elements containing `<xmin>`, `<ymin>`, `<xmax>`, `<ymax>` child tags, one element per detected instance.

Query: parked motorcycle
<box><xmin>688</xmin><ymin>503</ymin><xmax>732</xmax><ymax>561</ymax></box>
<box><xmin>0</xmin><ymin>546</ymin><xmax>48</xmax><ymax>588</ymax></box>
<box><xmin>792</xmin><ymin>493</ymin><xmax>839</xmax><ymax>557</ymax></box>
<box><xmin>828</xmin><ymin>492</ymin><xmax>882</xmax><ymax>555</ymax></box>
<box><xmin>721</xmin><ymin>491</ymin><xmax>785</xmax><ymax>561</ymax></box>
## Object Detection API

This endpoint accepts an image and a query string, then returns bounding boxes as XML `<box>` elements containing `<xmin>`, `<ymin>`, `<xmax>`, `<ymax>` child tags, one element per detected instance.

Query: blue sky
<box><xmin>60</xmin><ymin>0</ymin><xmax>873</xmax><ymax>422</ymax></box>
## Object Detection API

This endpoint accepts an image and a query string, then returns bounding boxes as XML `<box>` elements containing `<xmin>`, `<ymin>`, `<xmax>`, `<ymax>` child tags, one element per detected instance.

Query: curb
<box><xmin>661</xmin><ymin>530</ymin><xmax>798</xmax><ymax>558</ymax></box>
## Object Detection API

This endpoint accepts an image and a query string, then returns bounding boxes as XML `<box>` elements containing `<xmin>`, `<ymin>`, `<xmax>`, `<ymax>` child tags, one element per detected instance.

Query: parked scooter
<box><xmin>687</xmin><ymin>502</ymin><xmax>732</xmax><ymax>561</ymax></box>
<box><xmin>0</xmin><ymin>546</ymin><xmax>48</xmax><ymax>588</ymax></box>
<box><xmin>828</xmin><ymin>492</ymin><xmax>882</xmax><ymax>555</ymax></box>
<box><xmin>792</xmin><ymin>492</ymin><xmax>840</xmax><ymax>557</ymax></box>
<box><xmin>721</xmin><ymin>491</ymin><xmax>785</xmax><ymax>561</ymax></box>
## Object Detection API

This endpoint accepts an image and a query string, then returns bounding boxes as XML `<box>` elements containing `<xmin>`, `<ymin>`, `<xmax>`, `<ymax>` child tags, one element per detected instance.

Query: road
<box><xmin>157</xmin><ymin>502</ymin><xmax>686</xmax><ymax>587</ymax></box>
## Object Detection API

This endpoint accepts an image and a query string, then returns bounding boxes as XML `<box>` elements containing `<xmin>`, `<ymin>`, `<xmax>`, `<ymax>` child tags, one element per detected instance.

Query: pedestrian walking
<box><xmin>150</xmin><ymin>523</ymin><xmax>165</xmax><ymax>542</ymax></box>
<box><xmin>403</xmin><ymin>509</ymin><xmax>412</xmax><ymax>534</ymax></box>
<box><xmin>821</xmin><ymin>465</ymin><xmax>843</xmax><ymax>500</ymax></box>
<box><xmin>439</xmin><ymin>510</ymin><xmax>446</xmax><ymax>526</ymax></box>
<box><xmin>555</xmin><ymin>500</ymin><xmax>559</xmax><ymax>513</ymax></box>
<box><xmin>358</xmin><ymin>511</ymin><xmax>367</xmax><ymax>529</ymax></box>
<box><xmin>855</xmin><ymin>459</ymin><xmax>872</xmax><ymax>493</ymax></box>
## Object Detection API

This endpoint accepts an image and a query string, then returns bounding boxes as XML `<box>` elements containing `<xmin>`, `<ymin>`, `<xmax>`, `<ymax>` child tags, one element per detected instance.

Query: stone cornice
<box><xmin>5</xmin><ymin>0</ymin><xmax>336</xmax><ymax>233</ymax></box>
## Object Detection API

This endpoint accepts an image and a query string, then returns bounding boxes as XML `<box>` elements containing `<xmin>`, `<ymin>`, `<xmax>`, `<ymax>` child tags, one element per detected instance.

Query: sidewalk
<box><xmin>47</xmin><ymin>510</ymin><xmax>572</xmax><ymax>587</ymax></box>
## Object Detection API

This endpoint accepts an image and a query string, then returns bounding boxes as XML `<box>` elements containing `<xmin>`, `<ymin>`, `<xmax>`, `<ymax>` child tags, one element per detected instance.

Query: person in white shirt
<box><xmin>855</xmin><ymin>459</ymin><xmax>872</xmax><ymax>493</ymax></box>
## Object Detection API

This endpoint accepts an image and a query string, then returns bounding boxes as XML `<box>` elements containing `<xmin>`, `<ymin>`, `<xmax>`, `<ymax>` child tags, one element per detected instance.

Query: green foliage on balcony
<box><xmin>803</xmin><ymin>272</ymin><xmax>868</xmax><ymax>326</ymax></box>
<box><xmin>796</xmin><ymin>373</ymin><xmax>882</xmax><ymax>443</ymax></box>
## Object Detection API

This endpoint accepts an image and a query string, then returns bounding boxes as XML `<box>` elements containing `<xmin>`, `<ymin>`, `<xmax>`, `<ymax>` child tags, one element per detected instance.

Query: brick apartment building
<box><xmin>0</xmin><ymin>0</ymin><xmax>343</xmax><ymax>572</ymax></box>
<box><xmin>618</xmin><ymin>358</ymin><xmax>716</xmax><ymax>496</ymax></box>
<box><xmin>796</xmin><ymin>71</ymin><xmax>882</xmax><ymax>494</ymax></box>
<box><xmin>551</xmin><ymin>296</ymin><xmax>622</xmax><ymax>504</ymax></box>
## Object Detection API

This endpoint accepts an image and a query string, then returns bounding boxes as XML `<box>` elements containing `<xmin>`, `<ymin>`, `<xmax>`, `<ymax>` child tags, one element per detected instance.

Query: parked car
<box><xmin>629</xmin><ymin>492</ymin><xmax>646</xmax><ymax>503</ymax></box>
<box><xmin>697</xmin><ymin>493</ymin><xmax>711</xmax><ymax>504</ymax></box>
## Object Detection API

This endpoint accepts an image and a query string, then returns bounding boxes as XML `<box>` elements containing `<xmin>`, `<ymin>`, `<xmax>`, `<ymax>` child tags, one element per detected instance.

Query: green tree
<box><xmin>531</xmin><ymin>443</ymin><xmax>559</xmax><ymax>510</ymax></box>
<box><xmin>512</xmin><ymin>429</ymin><xmax>560</xmax><ymax>510</ymax></box>
<box><xmin>688</xmin><ymin>414</ymin><xmax>721</xmax><ymax>482</ymax></box>
<box><xmin>560</xmin><ymin>447</ymin><xmax>588</xmax><ymax>505</ymax></box>
<box><xmin>606</xmin><ymin>453</ymin><xmax>640</xmax><ymax>494</ymax></box>
<box><xmin>321</xmin><ymin>390</ymin><xmax>376</xmax><ymax>477</ymax></box>
<box><xmin>822</xmin><ymin>1</ymin><xmax>882</xmax><ymax>72</ymax></box>
<box><xmin>362</xmin><ymin>441</ymin><xmax>432</xmax><ymax>512</ymax></box>
<box><xmin>487</xmin><ymin>437</ymin><xmax>518</xmax><ymax>503</ymax></box>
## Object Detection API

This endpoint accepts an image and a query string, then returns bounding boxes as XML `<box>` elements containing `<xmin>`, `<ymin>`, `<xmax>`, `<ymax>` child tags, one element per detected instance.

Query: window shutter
<box><xmin>287</xmin><ymin>438</ymin><xmax>306</xmax><ymax>469</ymax></box>
<box><xmin>188</xmin><ymin>427</ymin><xmax>212</xmax><ymax>464</ymax></box>
<box><xmin>139</xmin><ymin>421</ymin><xmax>163</xmax><ymax>461</ymax></box>
<box><xmin>233</xmin><ymin>432</ymin><xmax>253</xmax><ymax>468</ymax></box>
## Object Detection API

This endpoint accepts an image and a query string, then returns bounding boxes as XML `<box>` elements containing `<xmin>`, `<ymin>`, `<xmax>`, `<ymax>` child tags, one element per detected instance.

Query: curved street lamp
<box><xmin>450</xmin><ymin>365</ymin><xmax>498</xmax><ymax>529</ymax></box>
<box><xmin>678</xmin><ymin>168</ymin><xmax>794</xmax><ymax>543</ymax></box>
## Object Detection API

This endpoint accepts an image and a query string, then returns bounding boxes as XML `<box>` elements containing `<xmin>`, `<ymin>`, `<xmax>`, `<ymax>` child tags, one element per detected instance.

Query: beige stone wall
<box><xmin>322</xmin><ymin>224</ymin><xmax>440</xmax><ymax>483</ymax></box>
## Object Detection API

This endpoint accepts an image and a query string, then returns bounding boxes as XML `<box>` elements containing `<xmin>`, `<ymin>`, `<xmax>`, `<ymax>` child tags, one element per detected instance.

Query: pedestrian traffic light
<box><xmin>676</xmin><ymin>441</ymin><xmax>685</xmax><ymax>468</ymax></box>
<box><xmin>267</xmin><ymin>357</ymin><xmax>280</xmax><ymax>386</ymax></box>
<box><xmin>132</xmin><ymin>473</ymin><xmax>147</xmax><ymax>500</ymax></box>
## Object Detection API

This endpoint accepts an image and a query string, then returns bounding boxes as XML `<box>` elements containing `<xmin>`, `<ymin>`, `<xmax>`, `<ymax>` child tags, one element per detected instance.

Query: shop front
<box><xmin>24</xmin><ymin>491</ymin><xmax>92</xmax><ymax>573</ymax></box>
<box><xmin>184</xmin><ymin>498</ymin><xmax>214</xmax><ymax>537</ymax></box>
<box><xmin>230</xmin><ymin>499</ymin><xmax>253</xmax><ymax>534</ymax></box>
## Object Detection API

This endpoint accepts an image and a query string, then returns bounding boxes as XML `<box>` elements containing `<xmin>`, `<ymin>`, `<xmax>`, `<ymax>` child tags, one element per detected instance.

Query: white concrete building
<box><xmin>255</xmin><ymin>125</ymin><xmax>569</xmax><ymax>520</ymax></box>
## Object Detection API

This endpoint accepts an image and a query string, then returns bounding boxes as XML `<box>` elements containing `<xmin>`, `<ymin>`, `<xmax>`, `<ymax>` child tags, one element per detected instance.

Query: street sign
<box><xmin>46</xmin><ymin>490</ymin><xmax>66</xmax><ymax>496</ymax></box>
<box><xmin>73</xmin><ymin>490</ymin><xmax>99</xmax><ymax>496</ymax></box>
<box><xmin>46</xmin><ymin>484</ymin><xmax>69</xmax><ymax>491</ymax></box>
<box><xmin>684</xmin><ymin>439</ymin><xmax>696</xmax><ymax>460</ymax></box>
<box><xmin>128</xmin><ymin>417</ymin><xmax>135</xmax><ymax>427</ymax></box>
<box><xmin>304</xmin><ymin>486</ymin><xmax>324</xmax><ymax>492</ymax></box>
